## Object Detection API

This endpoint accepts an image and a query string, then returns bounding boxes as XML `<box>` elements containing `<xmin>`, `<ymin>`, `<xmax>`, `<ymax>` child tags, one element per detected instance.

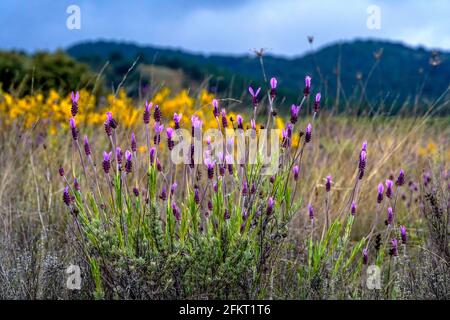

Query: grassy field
<box><xmin>0</xmin><ymin>80</ymin><xmax>448</xmax><ymax>299</ymax></box>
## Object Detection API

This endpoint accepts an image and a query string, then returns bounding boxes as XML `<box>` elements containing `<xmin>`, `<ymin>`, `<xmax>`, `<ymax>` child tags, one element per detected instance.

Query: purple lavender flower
<box><xmin>377</xmin><ymin>183</ymin><xmax>384</xmax><ymax>204</ymax></box>
<box><xmin>125</xmin><ymin>150</ymin><xmax>132</xmax><ymax>173</ymax></box>
<box><xmin>194</xmin><ymin>187</ymin><xmax>200</xmax><ymax>204</ymax></box>
<box><xmin>212</xmin><ymin>99</ymin><xmax>219</xmax><ymax>118</ymax></box>
<box><xmin>242</xmin><ymin>181</ymin><xmax>248</xmax><ymax>196</ymax></box>
<box><xmin>308</xmin><ymin>204</ymin><xmax>314</xmax><ymax>220</ymax></box>
<box><xmin>83</xmin><ymin>135</ymin><xmax>91</xmax><ymax>156</ymax></box>
<box><xmin>326</xmin><ymin>175</ymin><xmax>332</xmax><ymax>192</ymax></box>
<box><xmin>166</xmin><ymin>127</ymin><xmax>174</xmax><ymax>151</ymax></box>
<box><xmin>270</xmin><ymin>77</ymin><xmax>277</xmax><ymax>99</ymax></box>
<box><xmin>351</xmin><ymin>201</ymin><xmax>357</xmax><ymax>215</ymax></box>
<box><xmin>153</xmin><ymin>104</ymin><xmax>161</xmax><ymax>122</ymax></box>
<box><xmin>131</xmin><ymin>133</ymin><xmax>137</xmax><ymax>152</ymax></box>
<box><xmin>225</xmin><ymin>154</ymin><xmax>234</xmax><ymax>175</ymax></box>
<box><xmin>69</xmin><ymin>117</ymin><xmax>78</xmax><ymax>140</ymax></box>
<box><xmin>282</xmin><ymin>128</ymin><xmax>289</xmax><ymax>148</ymax></box>
<box><xmin>170</xmin><ymin>182</ymin><xmax>177</xmax><ymax>195</ymax></box>
<box><xmin>303</xmin><ymin>76</ymin><xmax>311</xmax><ymax>96</ymax></box>
<box><xmin>396</xmin><ymin>169</ymin><xmax>405</xmax><ymax>186</ymax></box>
<box><xmin>293</xmin><ymin>165</ymin><xmax>299</xmax><ymax>181</ymax></box>
<box><xmin>221</xmin><ymin>109</ymin><xmax>228</xmax><ymax>128</ymax></box>
<box><xmin>362</xmin><ymin>248</ymin><xmax>368</xmax><ymax>265</ymax></box>
<box><xmin>149</xmin><ymin>147</ymin><xmax>156</xmax><ymax>165</ymax></box>
<box><xmin>248</xmin><ymin>86</ymin><xmax>261</xmax><ymax>107</ymax></box>
<box><xmin>305</xmin><ymin>123</ymin><xmax>312</xmax><ymax>143</ymax></box>
<box><xmin>213</xmin><ymin>182</ymin><xmax>218</xmax><ymax>193</ymax></box>
<box><xmin>63</xmin><ymin>186</ymin><xmax>71</xmax><ymax>206</ymax></box>
<box><xmin>385</xmin><ymin>179</ymin><xmax>393</xmax><ymax>198</ymax></box>
<box><xmin>59</xmin><ymin>166</ymin><xmax>65</xmax><ymax>177</ymax></box>
<box><xmin>361</xmin><ymin>141</ymin><xmax>368</xmax><ymax>152</ymax></box>
<box><xmin>224</xmin><ymin>209</ymin><xmax>230</xmax><ymax>220</ymax></box>
<box><xmin>251</xmin><ymin>182</ymin><xmax>256</xmax><ymax>194</ymax></box>
<box><xmin>191</xmin><ymin>115</ymin><xmax>202</xmax><ymax>137</ymax></box>
<box><xmin>116</xmin><ymin>147</ymin><xmax>123</xmax><ymax>166</ymax></box>
<box><xmin>387</xmin><ymin>207</ymin><xmax>394</xmax><ymax>225</ymax></box>
<box><xmin>237</xmin><ymin>115</ymin><xmax>244</xmax><ymax>130</ymax></box>
<box><xmin>106</xmin><ymin>112</ymin><xmax>117</xmax><ymax>129</ymax></box>
<box><xmin>267</xmin><ymin>197</ymin><xmax>274</xmax><ymax>215</ymax></box>
<box><xmin>102</xmin><ymin>151</ymin><xmax>112</xmax><ymax>174</ymax></box>
<box><xmin>104</xmin><ymin>120</ymin><xmax>112</xmax><ymax>136</ymax></box>
<box><xmin>314</xmin><ymin>93</ymin><xmax>321</xmax><ymax>113</ymax></box>
<box><xmin>73</xmin><ymin>177</ymin><xmax>80</xmax><ymax>191</ymax></box>
<box><xmin>270</xmin><ymin>176</ymin><xmax>275</xmax><ymax>184</ymax></box>
<box><xmin>207</xmin><ymin>200</ymin><xmax>213</xmax><ymax>211</ymax></box>
<box><xmin>159</xmin><ymin>187</ymin><xmax>167</xmax><ymax>201</ymax></box>
<box><xmin>143</xmin><ymin>101</ymin><xmax>152</xmax><ymax>124</ymax></box>
<box><xmin>173</xmin><ymin>113</ymin><xmax>182</xmax><ymax>130</ymax></box>
<box><xmin>423</xmin><ymin>172</ymin><xmax>431</xmax><ymax>186</ymax></box>
<box><xmin>156</xmin><ymin>158</ymin><xmax>162</xmax><ymax>172</ymax></box>
<box><xmin>358</xmin><ymin>150</ymin><xmax>366</xmax><ymax>180</ymax></box>
<box><xmin>390</xmin><ymin>238</ymin><xmax>398</xmax><ymax>256</ymax></box>
<box><xmin>400</xmin><ymin>225</ymin><xmax>407</xmax><ymax>244</ymax></box>
<box><xmin>172</xmin><ymin>202</ymin><xmax>181</xmax><ymax>221</ymax></box>
<box><xmin>133</xmin><ymin>187</ymin><xmax>139</xmax><ymax>197</ymax></box>
<box><xmin>204</xmin><ymin>157</ymin><xmax>215</xmax><ymax>180</ymax></box>
<box><xmin>71</xmin><ymin>91</ymin><xmax>79</xmax><ymax>117</ymax></box>
<box><xmin>152</xmin><ymin>126</ymin><xmax>163</xmax><ymax>147</ymax></box>
<box><xmin>290</xmin><ymin>104</ymin><xmax>300</xmax><ymax>124</ymax></box>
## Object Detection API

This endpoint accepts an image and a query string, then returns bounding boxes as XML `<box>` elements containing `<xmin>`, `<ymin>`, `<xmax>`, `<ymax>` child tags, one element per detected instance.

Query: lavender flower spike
<box><xmin>270</xmin><ymin>77</ymin><xmax>277</xmax><ymax>99</ymax></box>
<box><xmin>237</xmin><ymin>115</ymin><xmax>244</xmax><ymax>130</ymax></box>
<box><xmin>153</xmin><ymin>104</ymin><xmax>161</xmax><ymax>122</ymax></box>
<box><xmin>71</xmin><ymin>91</ymin><xmax>80</xmax><ymax>117</ymax></box>
<box><xmin>390</xmin><ymin>238</ymin><xmax>398</xmax><ymax>256</ymax></box>
<box><xmin>377</xmin><ymin>183</ymin><xmax>384</xmax><ymax>203</ymax></box>
<box><xmin>248</xmin><ymin>86</ymin><xmax>261</xmax><ymax>107</ymax></box>
<box><xmin>305</xmin><ymin>123</ymin><xmax>312</xmax><ymax>143</ymax></box>
<box><xmin>69</xmin><ymin>117</ymin><xmax>78</xmax><ymax>140</ymax></box>
<box><xmin>143</xmin><ymin>101</ymin><xmax>152</xmax><ymax>124</ymax></box>
<box><xmin>83</xmin><ymin>135</ymin><xmax>91</xmax><ymax>156</ymax></box>
<box><xmin>308</xmin><ymin>204</ymin><xmax>314</xmax><ymax>220</ymax></box>
<box><xmin>361</xmin><ymin>140</ymin><xmax>368</xmax><ymax>152</ymax></box>
<box><xmin>106</xmin><ymin>111</ymin><xmax>117</xmax><ymax>129</ymax></box>
<box><xmin>314</xmin><ymin>92</ymin><xmax>321</xmax><ymax>113</ymax></box>
<box><xmin>172</xmin><ymin>202</ymin><xmax>181</xmax><ymax>221</ymax></box>
<box><xmin>290</xmin><ymin>104</ymin><xmax>300</xmax><ymax>124</ymax></box>
<box><xmin>125</xmin><ymin>150</ymin><xmax>132</xmax><ymax>173</ymax></box>
<box><xmin>73</xmin><ymin>177</ymin><xmax>80</xmax><ymax>191</ymax></box>
<box><xmin>221</xmin><ymin>109</ymin><xmax>228</xmax><ymax>128</ymax></box>
<box><xmin>171</xmin><ymin>182</ymin><xmax>177</xmax><ymax>195</ymax></box>
<box><xmin>63</xmin><ymin>186</ymin><xmax>71</xmax><ymax>206</ymax></box>
<box><xmin>166</xmin><ymin>127</ymin><xmax>174</xmax><ymax>151</ymax></box>
<box><xmin>149</xmin><ymin>147</ymin><xmax>156</xmax><ymax>165</ymax></box>
<box><xmin>358</xmin><ymin>150</ymin><xmax>366</xmax><ymax>180</ymax></box>
<box><xmin>212</xmin><ymin>99</ymin><xmax>219</xmax><ymax>118</ymax></box>
<box><xmin>326</xmin><ymin>175</ymin><xmax>332</xmax><ymax>192</ymax></box>
<box><xmin>385</xmin><ymin>179</ymin><xmax>393</xmax><ymax>198</ymax></box>
<box><xmin>351</xmin><ymin>201</ymin><xmax>357</xmax><ymax>215</ymax></box>
<box><xmin>204</xmin><ymin>157</ymin><xmax>215</xmax><ymax>180</ymax></box>
<box><xmin>131</xmin><ymin>132</ymin><xmax>137</xmax><ymax>152</ymax></box>
<box><xmin>293</xmin><ymin>165</ymin><xmax>300</xmax><ymax>181</ymax></box>
<box><xmin>102</xmin><ymin>151</ymin><xmax>112</xmax><ymax>174</ymax></box>
<box><xmin>400</xmin><ymin>225</ymin><xmax>407</xmax><ymax>244</ymax></box>
<box><xmin>116</xmin><ymin>147</ymin><xmax>123</xmax><ymax>166</ymax></box>
<box><xmin>173</xmin><ymin>113</ymin><xmax>182</xmax><ymax>130</ymax></box>
<box><xmin>267</xmin><ymin>197</ymin><xmax>274</xmax><ymax>215</ymax></box>
<box><xmin>387</xmin><ymin>207</ymin><xmax>393</xmax><ymax>225</ymax></box>
<box><xmin>362</xmin><ymin>248</ymin><xmax>368</xmax><ymax>265</ymax></box>
<box><xmin>396</xmin><ymin>169</ymin><xmax>405</xmax><ymax>186</ymax></box>
<box><xmin>303</xmin><ymin>76</ymin><xmax>311</xmax><ymax>96</ymax></box>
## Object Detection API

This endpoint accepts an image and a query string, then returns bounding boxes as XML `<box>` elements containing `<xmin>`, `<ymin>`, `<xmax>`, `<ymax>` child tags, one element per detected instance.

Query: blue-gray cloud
<box><xmin>1</xmin><ymin>0</ymin><xmax>449</xmax><ymax>56</ymax></box>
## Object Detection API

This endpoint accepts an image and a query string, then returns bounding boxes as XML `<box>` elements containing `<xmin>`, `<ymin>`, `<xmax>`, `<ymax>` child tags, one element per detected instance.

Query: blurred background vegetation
<box><xmin>1</xmin><ymin>39</ymin><xmax>449</xmax><ymax>115</ymax></box>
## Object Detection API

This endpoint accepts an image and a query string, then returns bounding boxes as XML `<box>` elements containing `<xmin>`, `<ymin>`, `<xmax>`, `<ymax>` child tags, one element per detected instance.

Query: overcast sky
<box><xmin>1</xmin><ymin>0</ymin><xmax>449</xmax><ymax>56</ymax></box>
